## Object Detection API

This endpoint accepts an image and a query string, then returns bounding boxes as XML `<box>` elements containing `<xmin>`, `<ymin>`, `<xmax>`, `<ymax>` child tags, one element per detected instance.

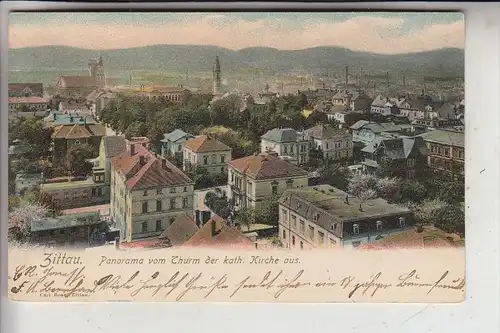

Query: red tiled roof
<box><xmin>228</xmin><ymin>153</ymin><xmax>308</xmax><ymax>180</ymax></box>
<box><xmin>359</xmin><ymin>229</ymin><xmax>455</xmax><ymax>251</ymax></box>
<box><xmin>184</xmin><ymin>135</ymin><xmax>231</xmax><ymax>153</ymax></box>
<box><xmin>184</xmin><ymin>215</ymin><xmax>254</xmax><ymax>249</ymax></box>
<box><xmin>9</xmin><ymin>96</ymin><xmax>48</xmax><ymax>104</ymax></box>
<box><xmin>119</xmin><ymin>238</ymin><xmax>170</xmax><ymax>249</ymax></box>
<box><xmin>58</xmin><ymin>76</ymin><xmax>97</xmax><ymax>88</ymax></box>
<box><xmin>111</xmin><ymin>144</ymin><xmax>193</xmax><ymax>190</ymax></box>
<box><xmin>9</xmin><ymin>83</ymin><xmax>43</xmax><ymax>95</ymax></box>
<box><xmin>159</xmin><ymin>212</ymin><xmax>199</xmax><ymax>246</ymax></box>
<box><xmin>52</xmin><ymin>123</ymin><xmax>106</xmax><ymax>139</ymax></box>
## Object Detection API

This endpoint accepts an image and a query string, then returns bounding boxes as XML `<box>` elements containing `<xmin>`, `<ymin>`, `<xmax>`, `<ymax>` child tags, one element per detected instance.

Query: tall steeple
<box><xmin>213</xmin><ymin>55</ymin><xmax>222</xmax><ymax>96</ymax></box>
<box><xmin>99</xmin><ymin>54</ymin><xmax>103</xmax><ymax>66</ymax></box>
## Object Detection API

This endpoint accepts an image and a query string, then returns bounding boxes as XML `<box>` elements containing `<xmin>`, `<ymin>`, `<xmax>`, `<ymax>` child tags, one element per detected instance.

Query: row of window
<box><xmin>283</xmin><ymin>230</ymin><xmax>337</xmax><ymax>249</ymax></box>
<box><xmin>142</xmin><ymin>186</ymin><xmax>188</xmax><ymax>196</ymax></box>
<box><xmin>63</xmin><ymin>187</ymin><xmax>104</xmax><ymax>200</ymax></box>
<box><xmin>139</xmin><ymin>216</ymin><xmax>177</xmax><ymax>234</ymax></box>
<box><xmin>140</xmin><ymin>198</ymin><xmax>189</xmax><ymax>214</ymax></box>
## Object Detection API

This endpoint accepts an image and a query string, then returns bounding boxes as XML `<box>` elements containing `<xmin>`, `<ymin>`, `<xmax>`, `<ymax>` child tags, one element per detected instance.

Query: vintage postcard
<box><xmin>6</xmin><ymin>11</ymin><xmax>465</xmax><ymax>302</ymax></box>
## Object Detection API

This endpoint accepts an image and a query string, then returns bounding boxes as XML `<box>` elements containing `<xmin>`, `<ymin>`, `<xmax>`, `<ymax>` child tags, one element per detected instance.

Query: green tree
<box><xmin>66</xmin><ymin>144</ymin><xmax>94</xmax><ymax>177</ymax></box>
<box><xmin>234</xmin><ymin>208</ymin><xmax>256</xmax><ymax>231</ymax></box>
<box><xmin>398</xmin><ymin>180</ymin><xmax>426</xmax><ymax>204</ymax></box>
<box><xmin>434</xmin><ymin>203</ymin><xmax>465</xmax><ymax>235</ymax></box>
<box><xmin>254</xmin><ymin>194</ymin><xmax>280</xmax><ymax>226</ymax></box>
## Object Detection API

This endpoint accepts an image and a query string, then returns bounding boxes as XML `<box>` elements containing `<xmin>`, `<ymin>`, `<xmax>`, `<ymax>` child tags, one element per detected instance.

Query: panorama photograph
<box><xmin>7</xmin><ymin>12</ymin><xmax>465</xmax><ymax>251</ymax></box>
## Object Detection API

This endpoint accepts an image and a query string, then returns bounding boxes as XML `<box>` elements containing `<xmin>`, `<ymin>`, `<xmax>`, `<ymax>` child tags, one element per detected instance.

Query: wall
<box><xmin>184</xmin><ymin>148</ymin><xmax>231</xmax><ymax>175</ymax></box>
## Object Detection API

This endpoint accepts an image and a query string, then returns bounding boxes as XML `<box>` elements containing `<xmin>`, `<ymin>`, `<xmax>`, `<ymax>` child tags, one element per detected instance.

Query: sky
<box><xmin>8</xmin><ymin>12</ymin><xmax>464</xmax><ymax>54</ymax></box>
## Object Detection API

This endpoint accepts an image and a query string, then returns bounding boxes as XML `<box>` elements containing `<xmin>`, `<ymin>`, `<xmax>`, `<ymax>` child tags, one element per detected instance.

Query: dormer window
<box><xmin>399</xmin><ymin>217</ymin><xmax>406</xmax><ymax>228</ymax></box>
<box><xmin>353</xmin><ymin>224</ymin><xmax>360</xmax><ymax>235</ymax></box>
<box><xmin>143</xmin><ymin>190</ymin><xmax>148</xmax><ymax>196</ymax></box>
<box><xmin>296</xmin><ymin>202</ymin><xmax>302</xmax><ymax>210</ymax></box>
<box><xmin>313</xmin><ymin>213</ymin><xmax>320</xmax><ymax>222</ymax></box>
<box><xmin>376</xmin><ymin>220</ymin><xmax>383</xmax><ymax>231</ymax></box>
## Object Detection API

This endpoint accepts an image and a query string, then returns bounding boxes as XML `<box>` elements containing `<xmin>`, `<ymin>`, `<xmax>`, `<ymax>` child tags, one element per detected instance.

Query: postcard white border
<box><xmin>1</xmin><ymin>1</ymin><xmax>499</xmax><ymax>333</ymax></box>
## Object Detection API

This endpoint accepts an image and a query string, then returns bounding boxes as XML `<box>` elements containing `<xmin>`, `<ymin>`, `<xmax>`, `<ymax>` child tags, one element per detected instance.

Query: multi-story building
<box><xmin>360</xmin><ymin>136</ymin><xmax>428</xmax><ymax>179</ymax></box>
<box><xmin>183</xmin><ymin>135</ymin><xmax>232</xmax><ymax>175</ymax></box>
<box><xmin>332</xmin><ymin>89</ymin><xmax>373</xmax><ymax>112</ymax></box>
<box><xmin>41</xmin><ymin>177</ymin><xmax>109</xmax><ymax>210</ymax></box>
<box><xmin>51</xmin><ymin>120</ymin><xmax>107</xmax><ymax>163</ymax></box>
<box><xmin>260</xmin><ymin>128</ymin><xmax>311</xmax><ymax>165</ymax></box>
<box><xmin>8</xmin><ymin>83</ymin><xmax>44</xmax><ymax>97</ymax></box>
<box><xmin>304</xmin><ymin>124</ymin><xmax>353</xmax><ymax>161</ymax></box>
<box><xmin>420</xmin><ymin>129</ymin><xmax>464</xmax><ymax>177</ymax></box>
<box><xmin>227</xmin><ymin>152</ymin><xmax>309</xmax><ymax>210</ymax></box>
<box><xmin>56</xmin><ymin>56</ymin><xmax>106</xmax><ymax>99</ymax></box>
<box><xmin>111</xmin><ymin>143</ymin><xmax>194</xmax><ymax>242</ymax></box>
<box><xmin>278</xmin><ymin>184</ymin><xmax>413</xmax><ymax>249</ymax></box>
<box><xmin>95</xmin><ymin>136</ymin><xmax>127</xmax><ymax>184</ymax></box>
<box><xmin>8</xmin><ymin>96</ymin><xmax>49</xmax><ymax>113</ymax></box>
<box><xmin>161</xmin><ymin>129</ymin><xmax>194</xmax><ymax>158</ymax></box>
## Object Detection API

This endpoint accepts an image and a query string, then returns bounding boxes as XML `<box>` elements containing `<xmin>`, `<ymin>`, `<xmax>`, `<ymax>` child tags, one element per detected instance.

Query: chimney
<box><xmin>70</xmin><ymin>115</ymin><xmax>74</xmax><ymax>123</ymax></box>
<box><xmin>129</xmin><ymin>144</ymin><xmax>135</xmax><ymax>156</ymax></box>
<box><xmin>211</xmin><ymin>219</ymin><xmax>217</xmax><ymax>237</ymax></box>
<box><xmin>139</xmin><ymin>155</ymin><xmax>145</xmax><ymax>166</ymax></box>
<box><xmin>359</xmin><ymin>203</ymin><xmax>363</xmax><ymax>212</ymax></box>
<box><xmin>345</xmin><ymin>195</ymin><xmax>349</xmax><ymax>205</ymax></box>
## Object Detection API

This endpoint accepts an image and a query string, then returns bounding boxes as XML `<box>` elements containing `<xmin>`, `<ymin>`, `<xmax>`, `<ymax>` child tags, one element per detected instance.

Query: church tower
<box><xmin>212</xmin><ymin>56</ymin><xmax>222</xmax><ymax>96</ymax></box>
<box><xmin>89</xmin><ymin>55</ymin><xmax>106</xmax><ymax>88</ymax></box>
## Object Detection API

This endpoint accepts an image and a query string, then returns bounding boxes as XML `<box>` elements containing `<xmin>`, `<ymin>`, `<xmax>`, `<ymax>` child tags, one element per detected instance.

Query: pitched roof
<box><xmin>420</xmin><ymin>129</ymin><xmax>464</xmax><ymax>147</ymax></box>
<box><xmin>52</xmin><ymin>115</ymin><xmax>96</xmax><ymax>126</ymax></box>
<box><xmin>65</xmin><ymin>124</ymin><xmax>92</xmax><ymax>139</ymax></box>
<box><xmin>58</xmin><ymin>76</ymin><xmax>97</xmax><ymax>88</ymax></box>
<box><xmin>359</xmin><ymin>228</ymin><xmax>456</xmax><ymax>250</ymax></box>
<box><xmin>9</xmin><ymin>96</ymin><xmax>48</xmax><ymax>104</ymax></box>
<box><xmin>8</xmin><ymin>83</ymin><xmax>43</xmax><ymax>96</ymax></box>
<box><xmin>228</xmin><ymin>153</ymin><xmax>308</xmax><ymax>180</ymax></box>
<box><xmin>161</xmin><ymin>129</ymin><xmax>193</xmax><ymax>143</ymax></box>
<box><xmin>261</xmin><ymin>128</ymin><xmax>298</xmax><ymax>142</ymax></box>
<box><xmin>350</xmin><ymin>121</ymin><xmax>409</xmax><ymax>134</ymax></box>
<box><xmin>304</xmin><ymin>124</ymin><xmax>349</xmax><ymax>139</ymax></box>
<box><xmin>184</xmin><ymin>135</ymin><xmax>231</xmax><ymax>153</ymax></box>
<box><xmin>102</xmin><ymin>136</ymin><xmax>127</xmax><ymax>158</ymax></box>
<box><xmin>183</xmin><ymin>215</ymin><xmax>254</xmax><ymax>249</ymax></box>
<box><xmin>158</xmin><ymin>213</ymin><xmax>199</xmax><ymax>246</ymax></box>
<box><xmin>279</xmin><ymin>185</ymin><xmax>411</xmax><ymax>238</ymax></box>
<box><xmin>111</xmin><ymin>144</ymin><xmax>193</xmax><ymax>190</ymax></box>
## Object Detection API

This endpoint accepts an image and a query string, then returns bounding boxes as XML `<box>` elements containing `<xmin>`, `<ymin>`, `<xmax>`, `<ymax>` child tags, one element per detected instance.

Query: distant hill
<box><xmin>8</xmin><ymin>44</ymin><xmax>464</xmax><ymax>77</ymax></box>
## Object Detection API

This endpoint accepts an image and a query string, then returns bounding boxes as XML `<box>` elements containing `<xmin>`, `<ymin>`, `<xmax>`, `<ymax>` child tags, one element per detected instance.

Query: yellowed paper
<box><xmin>8</xmin><ymin>248</ymin><xmax>465</xmax><ymax>302</ymax></box>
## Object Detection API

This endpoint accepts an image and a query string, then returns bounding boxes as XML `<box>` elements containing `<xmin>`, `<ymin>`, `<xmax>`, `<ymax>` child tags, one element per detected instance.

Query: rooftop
<box><xmin>161</xmin><ymin>129</ymin><xmax>193</xmax><ymax>143</ymax></box>
<box><xmin>31</xmin><ymin>212</ymin><xmax>102</xmax><ymax>232</ymax></box>
<box><xmin>102</xmin><ymin>136</ymin><xmax>127</xmax><ymax>158</ymax></box>
<box><xmin>419</xmin><ymin>129</ymin><xmax>465</xmax><ymax>147</ymax></box>
<box><xmin>9</xmin><ymin>96</ymin><xmax>48</xmax><ymax>104</ymax></box>
<box><xmin>42</xmin><ymin>178</ymin><xmax>98</xmax><ymax>191</ymax></box>
<box><xmin>158</xmin><ymin>212</ymin><xmax>199</xmax><ymax>246</ymax></box>
<box><xmin>304</xmin><ymin>124</ymin><xmax>350</xmax><ymax>139</ymax></box>
<box><xmin>279</xmin><ymin>184</ymin><xmax>410</xmax><ymax>229</ymax></box>
<box><xmin>229</xmin><ymin>153</ymin><xmax>308</xmax><ymax>180</ymax></box>
<box><xmin>261</xmin><ymin>128</ymin><xmax>302</xmax><ymax>143</ymax></box>
<box><xmin>184</xmin><ymin>135</ymin><xmax>231</xmax><ymax>153</ymax></box>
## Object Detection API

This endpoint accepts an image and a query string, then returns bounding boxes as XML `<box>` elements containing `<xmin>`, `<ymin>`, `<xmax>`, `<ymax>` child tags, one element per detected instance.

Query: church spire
<box><xmin>99</xmin><ymin>54</ymin><xmax>103</xmax><ymax>66</ymax></box>
<box><xmin>212</xmin><ymin>55</ymin><xmax>222</xmax><ymax>96</ymax></box>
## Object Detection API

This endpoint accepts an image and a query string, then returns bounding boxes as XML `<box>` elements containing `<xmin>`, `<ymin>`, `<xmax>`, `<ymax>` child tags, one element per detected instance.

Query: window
<box><xmin>326</xmin><ymin>143</ymin><xmax>329</xmax><ymax>150</ymax></box>
<box><xmin>143</xmin><ymin>190</ymin><xmax>147</xmax><ymax>196</ymax></box>
<box><xmin>284</xmin><ymin>146</ymin><xmax>288</xmax><ymax>154</ymax></box>
<box><xmin>318</xmin><ymin>231</ymin><xmax>325</xmax><ymax>245</ymax></box>
<box><xmin>64</xmin><ymin>192</ymin><xmax>69</xmax><ymax>200</ymax></box>
<box><xmin>177</xmin><ymin>145</ymin><xmax>181</xmax><ymax>152</ymax></box>
<box><xmin>220</xmin><ymin>155</ymin><xmax>226</xmax><ymax>163</ymax></box>
<box><xmin>231</xmin><ymin>173</ymin><xmax>234</xmax><ymax>182</ymax></box>
<box><xmin>308</xmin><ymin>226</ymin><xmax>315</xmax><ymax>241</ymax></box>
<box><xmin>141</xmin><ymin>222</ymin><xmax>148</xmax><ymax>233</ymax></box>
<box><xmin>183</xmin><ymin>186</ymin><xmax>187</xmax><ymax>192</ymax></box>
<box><xmin>286</xmin><ymin>179</ymin><xmax>293</xmax><ymax>189</ymax></box>
<box><xmin>156</xmin><ymin>200</ymin><xmax>162</xmax><ymax>212</ymax></box>
<box><xmin>313</xmin><ymin>213</ymin><xmax>320</xmax><ymax>222</ymax></box>
<box><xmin>353</xmin><ymin>224</ymin><xmax>360</xmax><ymax>235</ymax></box>
<box><xmin>221</xmin><ymin>167</ymin><xmax>225</xmax><ymax>173</ymax></box>
<box><xmin>376</xmin><ymin>220</ymin><xmax>383</xmax><ymax>231</ymax></box>
<box><xmin>156</xmin><ymin>220</ymin><xmax>162</xmax><ymax>232</ymax></box>
<box><xmin>283</xmin><ymin>229</ymin><xmax>286</xmax><ymax>239</ymax></box>
<box><xmin>292</xmin><ymin>215</ymin><xmax>297</xmax><ymax>229</ymax></box>
<box><xmin>203</xmin><ymin>156</ymin><xmax>208</xmax><ymax>165</ymax></box>
<box><xmin>97</xmin><ymin>188</ymin><xmax>103</xmax><ymax>196</ymax></box>
<box><xmin>170</xmin><ymin>187</ymin><xmax>177</xmax><ymax>193</ymax></box>
<box><xmin>292</xmin><ymin>235</ymin><xmax>296</xmax><ymax>246</ymax></box>
<box><xmin>330</xmin><ymin>239</ymin><xmax>337</xmax><ymax>247</ymax></box>
<box><xmin>182</xmin><ymin>197</ymin><xmax>188</xmax><ymax>208</ymax></box>
<box><xmin>170</xmin><ymin>198</ymin><xmax>176</xmax><ymax>209</ymax></box>
<box><xmin>399</xmin><ymin>217</ymin><xmax>406</xmax><ymax>228</ymax></box>
<box><xmin>156</xmin><ymin>188</ymin><xmax>162</xmax><ymax>195</ymax></box>
<box><xmin>91</xmin><ymin>188</ymin><xmax>96</xmax><ymax>197</ymax></box>
<box><xmin>82</xmin><ymin>190</ymin><xmax>88</xmax><ymax>198</ymax></box>
<box><xmin>299</xmin><ymin>220</ymin><xmax>305</xmax><ymax>233</ymax></box>
<box><xmin>407</xmin><ymin>159</ymin><xmax>415</xmax><ymax>168</ymax></box>
<box><xmin>73</xmin><ymin>192</ymin><xmax>78</xmax><ymax>199</ymax></box>
<box><xmin>211</xmin><ymin>154</ymin><xmax>217</xmax><ymax>164</ymax></box>
<box><xmin>142</xmin><ymin>202</ymin><xmax>148</xmax><ymax>214</ymax></box>
<box><xmin>282</xmin><ymin>209</ymin><xmax>288</xmax><ymax>222</ymax></box>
